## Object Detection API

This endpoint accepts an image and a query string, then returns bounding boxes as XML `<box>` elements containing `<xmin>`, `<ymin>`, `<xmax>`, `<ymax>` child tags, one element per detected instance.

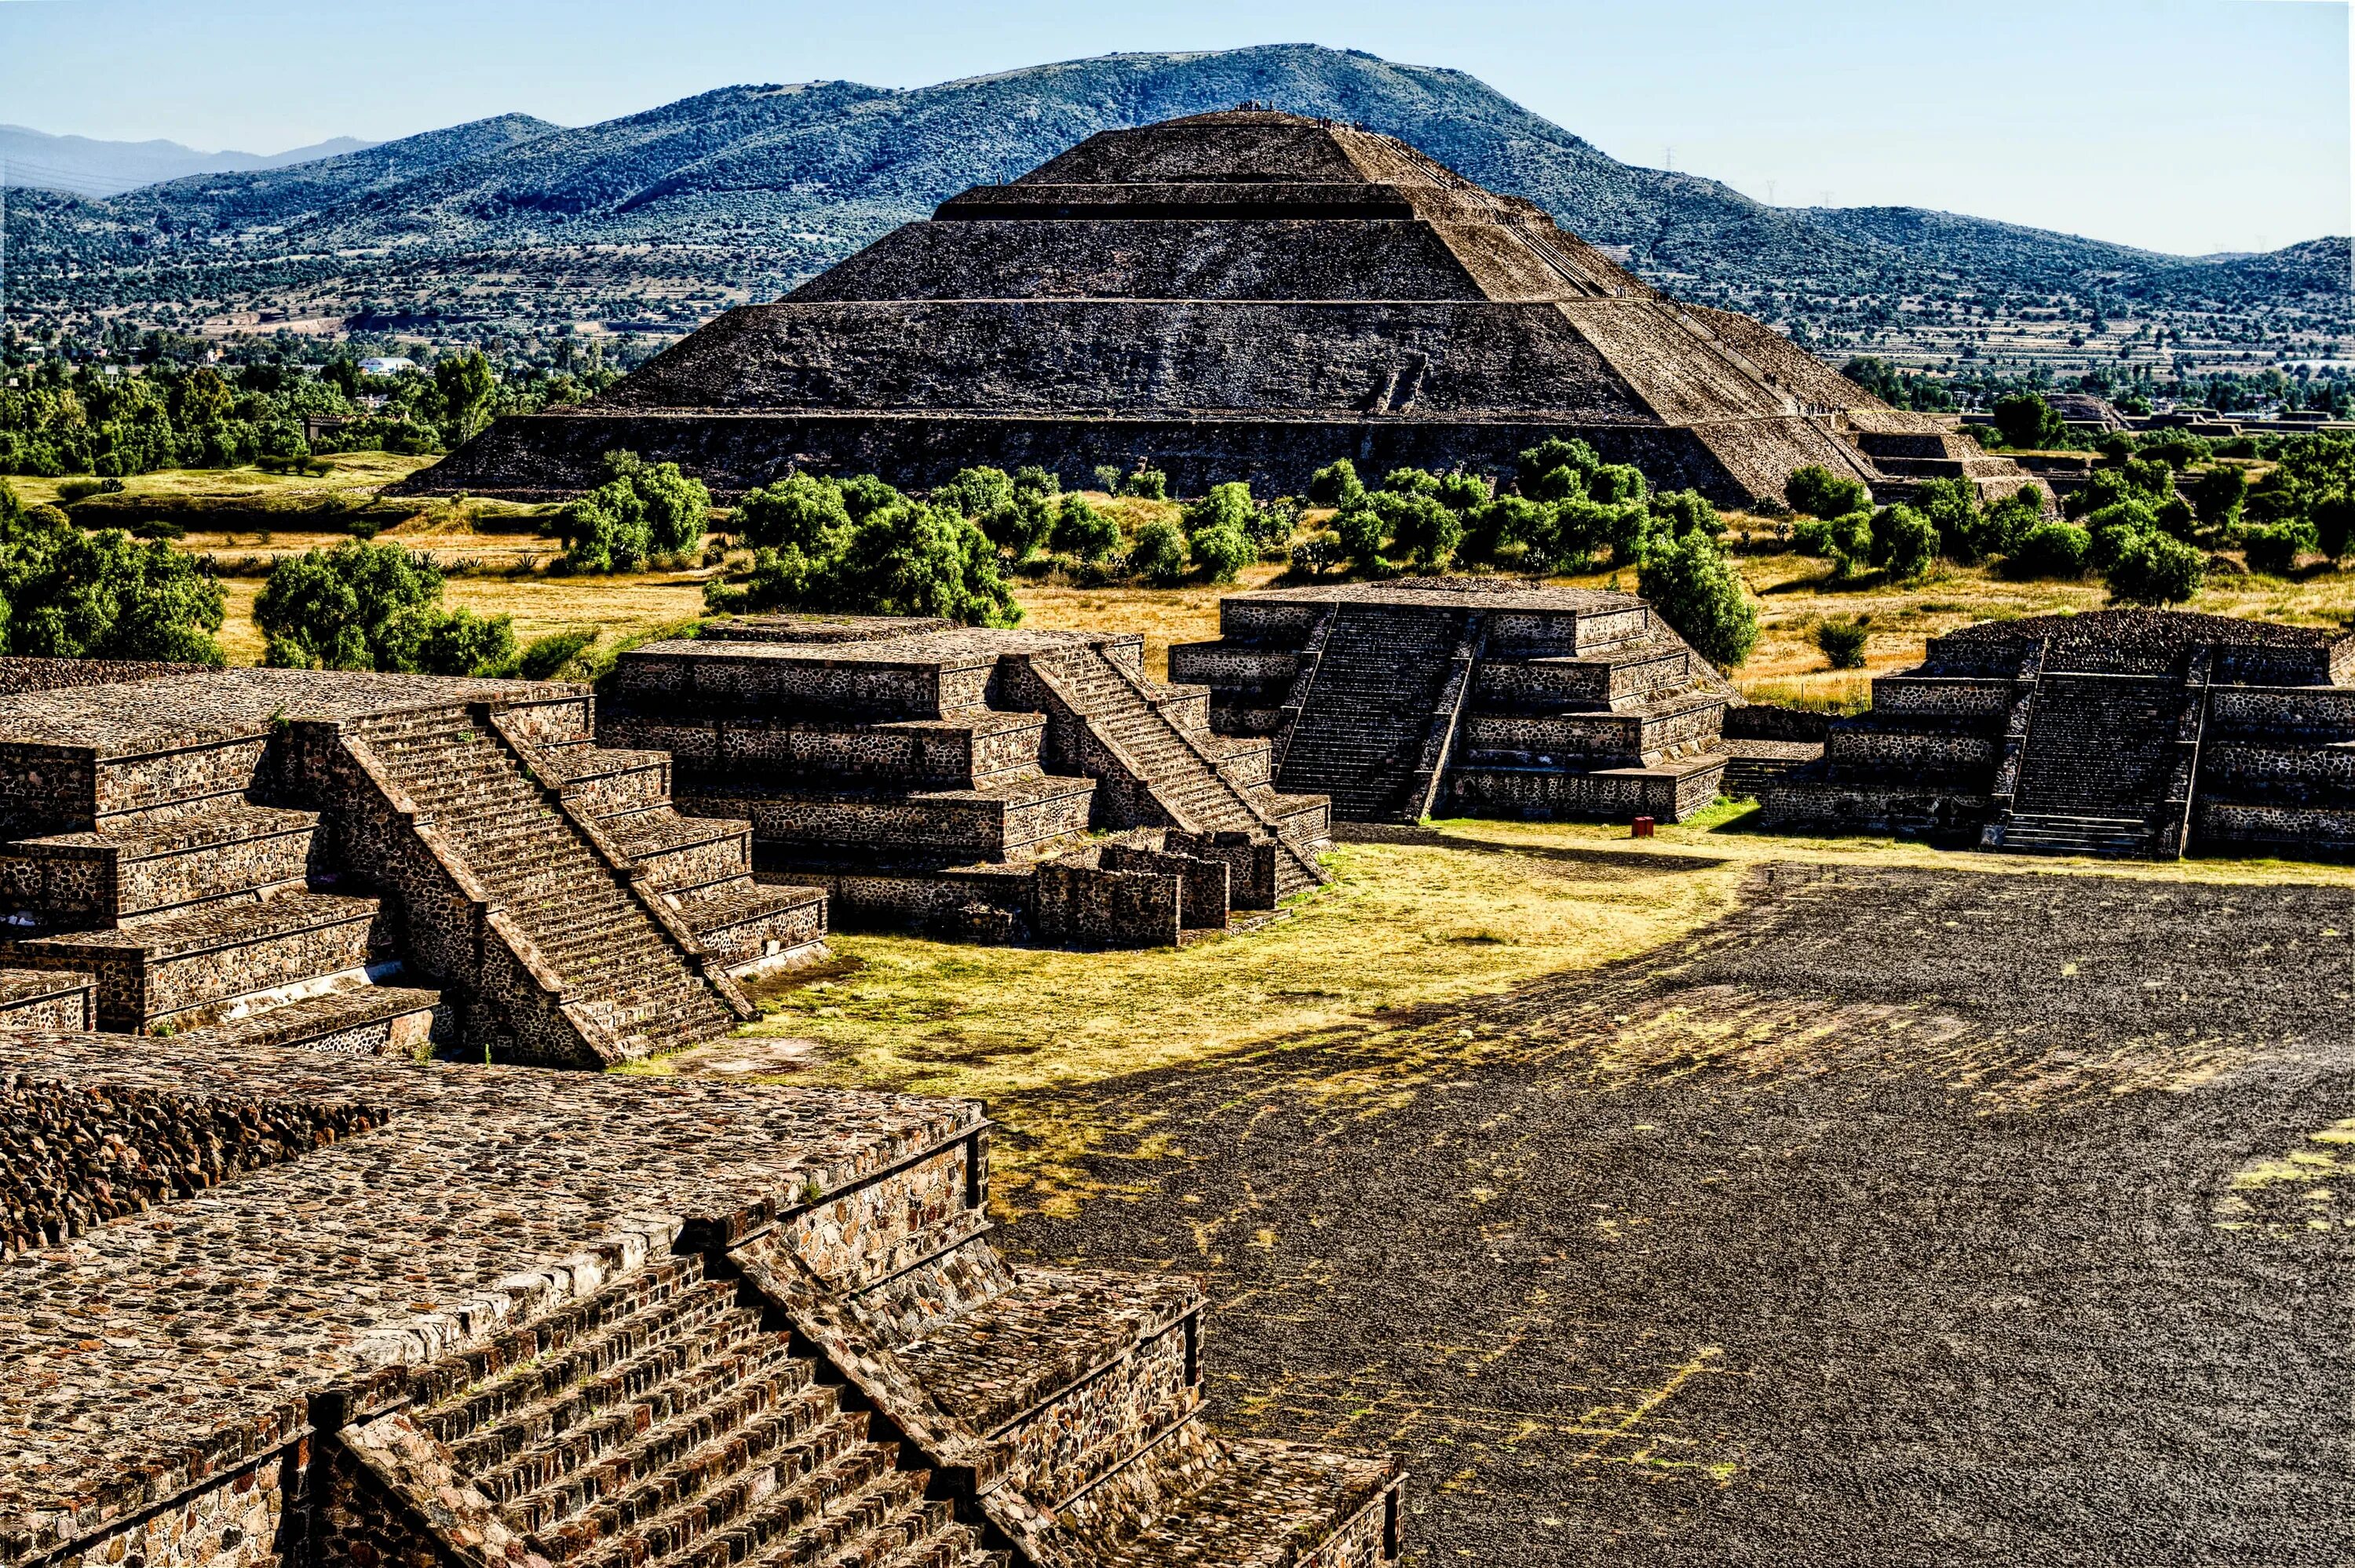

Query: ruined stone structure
<box><xmin>602</xmin><ymin>617</ymin><xmax>1331</xmax><ymax>946</ymax></box>
<box><xmin>1758</xmin><ymin>610</ymin><xmax>2355</xmax><ymax>859</ymax></box>
<box><xmin>0</xmin><ymin>1026</ymin><xmax>1402</xmax><ymax>1568</ymax></box>
<box><xmin>1170</xmin><ymin>578</ymin><xmax>1737</xmax><ymax>824</ymax></box>
<box><xmin>0</xmin><ymin>663</ymin><xmax>826</xmax><ymax>1067</ymax></box>
<box><xmin>402</xmin><ymin>111</ymin><xmax>2030</xmax><ymax>509</ymax></box>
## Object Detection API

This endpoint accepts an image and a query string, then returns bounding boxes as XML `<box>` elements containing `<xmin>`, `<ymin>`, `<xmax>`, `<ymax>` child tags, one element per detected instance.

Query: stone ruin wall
<box><xmin>0</xmin><ymin>658</ymin><xmax>195</xmax><ymax>698</ymax></box>
<box><xmin>0</xmin><ymin>1074</ymin><xmax>388</xmax><ymax>1255</ymax></box>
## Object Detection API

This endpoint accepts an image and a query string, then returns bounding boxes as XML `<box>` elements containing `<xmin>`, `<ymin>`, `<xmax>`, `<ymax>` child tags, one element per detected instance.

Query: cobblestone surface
<box><xmin>1000</xmin><ymin>862</ymin><xmax>2354</xmax><ymax>1565</ymax></box>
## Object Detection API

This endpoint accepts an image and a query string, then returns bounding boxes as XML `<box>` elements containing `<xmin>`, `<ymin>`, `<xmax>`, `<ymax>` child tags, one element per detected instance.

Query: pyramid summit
<box><xmin>412</xmin><ymin>108</ymin><xmax>2010</xmax><ymax>505</ymax></box>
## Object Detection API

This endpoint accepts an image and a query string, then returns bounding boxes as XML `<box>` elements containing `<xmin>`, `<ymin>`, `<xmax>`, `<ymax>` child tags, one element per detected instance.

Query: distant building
<box><xmin>359</xmin><ymin>355</ymin><xmax>419</xmax><ymax>375</ymax></box>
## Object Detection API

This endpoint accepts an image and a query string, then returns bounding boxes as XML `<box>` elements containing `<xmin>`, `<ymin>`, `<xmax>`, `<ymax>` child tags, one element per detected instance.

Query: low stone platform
<box><xmin>0</xmin><ymin>662</ymin><xmax>831</xmax><ymax>1066</ymax></box>
<box><xmin>601</xmin><ymin>616</ymin><xmax>1333</xmax><ymax>948</ymax></box>
<box><xmin>1171</xmin><ymin>578</ymin><xmax>1737</xmax><ymax>825</ymax></box>
<box><xmin>0</xmin><ymin>1027</ymin><xmax>1402</xmax><ymax>1568</ymax></box>
<box><xmin>1758</xmin><ymin>610</ymin><xmax>2355</xmax><ymax>859</ymax></box>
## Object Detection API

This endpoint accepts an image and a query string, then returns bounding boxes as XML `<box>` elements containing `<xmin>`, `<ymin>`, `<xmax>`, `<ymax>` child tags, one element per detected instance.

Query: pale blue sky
<box><xmin>0</xmin><ymin>0</ymin><xmax>2345</xmax><ymax>255</ymax></box>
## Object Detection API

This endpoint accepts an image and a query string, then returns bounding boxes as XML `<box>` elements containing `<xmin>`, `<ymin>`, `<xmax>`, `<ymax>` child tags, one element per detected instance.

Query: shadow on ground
<box><xmin>993</xmin><ymin>862</ymin><xmax>2354</xmax><ymax>1566</ymax></box>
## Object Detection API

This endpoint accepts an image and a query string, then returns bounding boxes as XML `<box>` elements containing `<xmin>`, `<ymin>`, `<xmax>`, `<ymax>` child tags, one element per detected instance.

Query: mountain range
<box><xmin>5</xmin><ymin>46</ymin><xmax>2344</xmax><ymax>362</ymax></box>
<box><xmin>0</xmin><ymin>124</ymin><xmax>379</xmax><ymax>199</ymax></box>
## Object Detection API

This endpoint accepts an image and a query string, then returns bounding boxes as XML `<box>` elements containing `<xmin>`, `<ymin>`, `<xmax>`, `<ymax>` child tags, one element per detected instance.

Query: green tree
<box><xmin>2242</xmin><ymin>521</ymin><xmax>2316</xmax><ymax>577</ymax></box>
<box><xmin>1992</xmin><ymin>392</ymin><xmax>2065</xmax><ymax>451</ymax></box>
<box><xmin>2004</xmin><ymin>520</ymin><xmax>2091</xmax><ymax>579</ymax></box>
<box><xmin>1128</xmin><ymin>519</ymin><xmax>1188</xmax><ymax>586</ymax></box>
<box><xmin>1784</xmin><ymin>465</ymin><xmax>1870</xmax><ymax>520</ymax></box>
<box><xmin>1334</xmin><ymin>502</ymin><xmax>1389</xmax><ymax>571</ymax></box>
<box><xmin>0</xmin><ymin>514</ymin><xmax>225</xmax><ymax>665</ymax></box>
<box><xmin>1050</xmin><ymin>494</ymin><xmax>1122</xmax><ymax>562</ymax></box>
<box><xmin>255</xmin><ymin>539</ymin><xmax>513</xmax><ymax>674</ymax></box>
<box><xmin>1638</xmin><ymin>522</ymin><xmax>1758</xmax><ymax>668</ymax></box>
<box><xmin>434</xmin><ymin>351</ymin><xmax>497</xmax><ymax>444</ymax></box>
<box><xmin>735</xmin><ymin>474</ymin><xmax>851</xmax><ymax>553</ymax></box>
<box><xmin>1515</xmin><ymin>437</ymin><xmax>1599</xmax><ymax>503</ymax></box>
<box><xmin>1307</xmin><ymin>458</ymin><xmax>1365</xmax><ymax>509</ymax></box>
<box><xmin>2104</xmin><ymin>528</ymin><xmax>2204</xmax><ymax>605</ymax></box>
<box><xmin>1869</xmin><ymin>505</ymin><xmax>1940</xmax><ymax>581</ymax></box>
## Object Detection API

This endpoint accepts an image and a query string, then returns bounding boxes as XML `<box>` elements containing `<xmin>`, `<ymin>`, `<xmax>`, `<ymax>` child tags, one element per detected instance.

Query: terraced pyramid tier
<box><xmin>1174</xmin><ymin>577</ymin><xmax>1738</xmax><ymax>825</ymax></box>
<box><xmin>405</xmin><ymin>109</ymin><xmax>2025</xmax><ymax>510</ymax></box>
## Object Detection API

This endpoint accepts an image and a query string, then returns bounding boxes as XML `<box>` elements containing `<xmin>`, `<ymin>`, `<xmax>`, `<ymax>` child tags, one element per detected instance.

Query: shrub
<box><xmin>1979</xmin><ymin>484</ymin><xmax>2046</xmax><ymax>558</ymax></box>
<box><xmin>2242</xmin><ymin>521</ymin><xmax>2316</xmax><ymax>577</ymax></box>
<box><xmin>0</xmin><ymin>514</ymin><xmax>226</xmax><ymax>665</ymax></box>
<box><xmin>1462</xmin><ymin>494</ymin><xmax>1542</xmax><ymax>567</ymax></box>
<box><xmin>1091</xmin><ymin>465</ymin><xmax>1125</xmax><ymax>495</ymax></box>
<box><xmin>1813</xmin><ymin>618</ymin><xmax>1870</xmax><ymax>669</ymax></box>
<box><xmin>1992</xmin><ymin>392</ymin><xmax>2065</xmax><ymax>451</ymax></box>
<box><xmin>1307</xmin><ymin>458</ymin><xmax>1366</xmax><ymax>509</ymax></box>
<box><xmin>1795</xmin><ymin>509</ymin><xmax>1873</xmax><ymax>578</ymax></box>
<box><xmin>1515</xmin><ymin>437</ymin><xmax>1598</xmax><ymax>502</ymax></box>
<box><xmin>1119</xmin><ymin>468</ymin><xmax>1169</xmax><ymax>501</ymax></box>
<box><xmin>1050</xmin><ymin>494</ymin><xmax>1122</xmax><ymax>562</ymax></box>
<box><xmin>1334</xmin><ymin>503</ymin><xmax>1389</xmax><ymax>570</ymax></box>
<box><xmin>560</xmin><ymin>450</ymin><xmax>708</xmax><ymax>571</ymax></box>
<box><xmin>1189</xmin><ymin>523</ymin><xmax>1254</xmax><ymax>583</ymax></box>
<box><xmin>1638</xmin><ymin>523</ymin><xmax>1758</xmax><ymax>667</ymax></box>
<box><xmin>2104</xmin><ymin>528</ymin><xmax>2205</xmax><ymax>605</ymax></box>
<box><xmin>256</xmin><ymin>539</ymin><xmax>513</xmax><ymax>674</ymax></box>
<box><xmin>1380</xmin><ymin>467</ymin><xmax>1442</xmax><ymax>498</ymax></box>
<box><xmin>1247</xmin><ymin>496</ymin><xmax>1303</xmax><ymax>556</ymax></box>
<box><xmin>1129</xmin><ymin>519</ymin><xmax>1188</xmax><ymax>585</ymax></box>
<box><xmin>1586</xmin><ymin>463</ymin><xmax>1647</xmax><ymax>506</ymax></box>
<box><xmin>2005</xmin><ymin>520</ymin><xmax>2092</xmax><ymax>579</ymax></box>
<box><xmin>517</xmin><ymin>627</ymin><xmax>597</xmax><ymax>680</ymax></box>
<box><xmin>735</xmin><ymin>473</ymin><xmax>850</xmax><ymax>553</ymax></box>
<box><xmin>1437</xmin><ymin>472</ymin><xmax>1491</xmax><ymax>512</ymax></box>
<box><xmin>714</xmin><ymin>493</ymin><xmax>1020</xmax><ymax>625</ymax></box>
<box><xmin>940</xmin><ymin>466</ymin><xmax>1014</xmax><ymax>520</ymax></box>
<box><xmin>1911</xmin><ymin>477</ymin><xmax>1987</xmax><ymax>563</ymax></box>
<box><xmin>1290</xmin><ymin>538</ymin><xmax>1344</xmax><ymax>576</ymax></box>
<box><xmin>2314</xmin><ymin>491</ymin><xmax>2355</xmax><ymax>560</ymax></box>
<box><xmin>1380</xmin><ymin>491</ymin><xmax>1463</xmax><ymax>571</ymax></box>
<box><xmin>1869</xmin><ymin>504</ymin><xmax>1940</xmax><ymax>581</ymax></box>
<box><xmin>1785</xmin><ymin>464</ymin><xmax>1870</xmax><ymax>520</ymax></box>
<box><xmin>1012</xmin><ymin>465</ymin><xmax>1059</xmax><ymax>500</ymax></box>
<box><xmin>2189</xmin><ymin>465</ymin><xmax>2247</xmax><ymax>525</ymax></box>
<box><xmin>1183</xmin><ymin>481</ymin><xmax>1255</xmax><ymax>539</ymax></box>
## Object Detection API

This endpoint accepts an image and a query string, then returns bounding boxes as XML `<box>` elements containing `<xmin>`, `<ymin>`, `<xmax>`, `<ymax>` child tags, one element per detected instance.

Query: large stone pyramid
<box><xmin>411</xmin><ymin>109</ymin><xmax>1981</xmax><ymax>505</ymax></box>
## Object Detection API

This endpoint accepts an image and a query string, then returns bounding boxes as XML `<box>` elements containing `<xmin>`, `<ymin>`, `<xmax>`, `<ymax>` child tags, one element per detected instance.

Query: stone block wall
<box><xmin>0</xmin><ymin>1070</ymin><xmax>388</xmax><ymax>1253</ymax></box>
<box><xmin>1103</xmin><ymin>841</ymin><xmax>1232</xmax><ymax>929</ymax></box>
<box><xmin>46</xmin><ymin>1449</ymin><xmax>303</xmax><ymax>1568</ymax></box>
<box><xmin>1034</xmin><ymin>861</ymin><xmax>1183</xmax><ymax>949</ymax></box>
<box><xmin>0</xmin><ymin>657</ymin><xmax>196</xmax><ymax>697</ymax></box>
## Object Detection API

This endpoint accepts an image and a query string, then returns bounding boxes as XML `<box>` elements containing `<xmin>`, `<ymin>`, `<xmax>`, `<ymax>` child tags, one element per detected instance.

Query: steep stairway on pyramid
<box><xmin>600</xmin><ymin>616</ymin><xmax>1331</xmax><ymax>946</ymax></box>
<box><xmin>1271</xmin><ymin>603</ymin><xmax>1470</xmax><ymax>821</ymax></box>
<box><xmin>1981</xmin><ymin>671</ymin><xmax>2197</xmax><ymax>859</ymax></box>
<box><xmin>335</xmin><ymin>1114</ymin><xmax>1403</xmax><ymax>1568</ymax></box>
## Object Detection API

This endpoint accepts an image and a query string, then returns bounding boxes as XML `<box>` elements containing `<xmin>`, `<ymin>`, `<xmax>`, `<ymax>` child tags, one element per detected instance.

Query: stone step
<box><xmin>10</xmin><ymin>889</ymin><xmax>384</xmax><ymax>1032</ymax></box>
<box><xmin>1062</xmin><ymin>1420</ymin><xmax>1403</xmax><ymax>1567</ymax></box>
<box><xmin>1992</xmin><ymin>813</ymin><xmax>2151</xmax><ymax>857</ymax></box>
<box><xmin>568</xmin><ymin>1422</ymin><xmax>904</xmax><ymax>1568</ymax></box>
<box><xmin>192</xmin><ymin>980</ymin><xmax>440</xmax><ymax>1058</ymax></box>
<box><xmin>0</xmin><ymin>803</ymin><xmax>320</xmax><ymax>924</ymax></box>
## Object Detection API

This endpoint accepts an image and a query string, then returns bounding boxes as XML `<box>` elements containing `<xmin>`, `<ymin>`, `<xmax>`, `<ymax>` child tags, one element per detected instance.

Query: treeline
<box><xmin>1842</xmin><ymin>358</ymin><xmax>2354</xmax><ymax>422</ymax></box>
<box><xmin>0</xmin><ymin>483</ymin><xmax>226</xmax><ymax>663</ymax></box>
<box><xmin>0</xmin><ymin>348</ymin><xmax>617</xmax><ymax>478</ymax></box>
<box><xmin>698</xmin><ymin>439</ymin><xmax>1761</xmax><ymax>664</ymax></box>
<box><xmin>1777</xmin><ymin>426</ymin><xmax>2355</xmax><ymax>604</ymax></box>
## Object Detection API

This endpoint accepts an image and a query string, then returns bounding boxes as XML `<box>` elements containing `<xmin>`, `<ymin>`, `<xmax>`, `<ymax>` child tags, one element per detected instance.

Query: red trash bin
<box><xmin>1632</xmin><ymin>816</ymin><xmax>1655</xmax><ymax>838</ymax></box>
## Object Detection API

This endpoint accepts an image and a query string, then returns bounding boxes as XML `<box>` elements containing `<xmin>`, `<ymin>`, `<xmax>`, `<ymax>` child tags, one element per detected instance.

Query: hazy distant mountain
<box><xmin>5</xmin><ymin>45</ymin><xmax>2342</xmax><ymax>352</ymax></box>
<box><xmin>0</xmin><ymin>124</ymin><xmax>378</xmax><ymax>198</ymax></box>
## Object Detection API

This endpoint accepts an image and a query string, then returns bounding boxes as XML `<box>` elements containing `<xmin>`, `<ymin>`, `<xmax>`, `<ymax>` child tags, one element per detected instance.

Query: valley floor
<box><xmin>657</xmin><ymin>822</ymin><xmax>2355</xmax><ymax>1564</ymax></box>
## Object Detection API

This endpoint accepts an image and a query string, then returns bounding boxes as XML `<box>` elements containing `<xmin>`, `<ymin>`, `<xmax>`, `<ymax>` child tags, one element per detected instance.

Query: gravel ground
<box><xmin>995</xmin><ymin>862</ymin><xmax>2354</xmax><ymax>1566</ymax></box>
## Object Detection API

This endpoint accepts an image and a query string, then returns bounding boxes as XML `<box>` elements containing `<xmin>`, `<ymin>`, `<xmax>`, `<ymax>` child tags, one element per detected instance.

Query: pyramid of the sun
<box><xmin>408</xmin><ymin>109</ymin><xmax>1992</xmax><ymax>506</ymax></box>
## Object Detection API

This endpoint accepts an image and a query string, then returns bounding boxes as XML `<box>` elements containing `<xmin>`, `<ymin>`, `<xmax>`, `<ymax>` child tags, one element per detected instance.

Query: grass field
<box><xmin>643</xmin><ymin>812</ymin><xmax>2355</xmax><ymax>1216</ymax></box>
<box><xmin>21</xmin><ymin>463</ymin><xmax>2353</xmax><ymax>700</ymax></box>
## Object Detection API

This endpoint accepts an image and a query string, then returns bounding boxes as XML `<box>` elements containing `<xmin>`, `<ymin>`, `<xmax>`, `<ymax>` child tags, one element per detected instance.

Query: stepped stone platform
<box><xmin>601</xmin><ymin>616</ymin><xmax>1333</xmax><ymax>948</ymax></box>
<box><xmin>0</xmin><ymin>661</ymin><xmax>828</xmax><ymax>1067</ymax></box>
<box><xmin>401</xmin><ymin>110</ymin><xmax>2031</xmax><ymax>511</ymax></box>
<box><xmin>1170</xmin><ymin>578</ymin><xmax>1738</xmax><ymax>824</ymax></box>
<box><xmin>1758</xmin><ymin>609</ymin><xmax>2355</xmax><ymax>859</ymax></box>
<box><xmin>0</xmin><ymin>1027</ymin><xmax>1401</xmax><ymax>1568</ymax></box>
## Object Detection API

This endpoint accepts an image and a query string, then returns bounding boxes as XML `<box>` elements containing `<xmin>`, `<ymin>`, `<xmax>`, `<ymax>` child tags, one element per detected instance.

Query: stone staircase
<box><xmin>345</xmin><ymin>706</ymin><xmax>742</xmax><ymax>1062</ymax></box>
<box><xmin>385</xmin><ymin>1253</ymin><xmax>1002</xmax><ymax>1568</ymax></box>
<box><xmin>1275</xmin><ymin>603</ymin><xmax>1468</xmax><ymax>821</ymax></box>
<box><xmin>1984</xmin><ymin>673</ymin><xmax>2186</xmax><ymax>857</ymax></box>
<box><xmin>341</xmin><ymin>1215</ymin><xmax>1402</xmax><ymax>1568</ymax></box>
<box><xmin>523</xmin><ymin>731</ymin><xmax>830</xmax><ymax>975</ymax></box>
<box><xmin>1024</xmin><ymin>644</ymin><xmax>1328</xmax><ymax>897</ymax></box>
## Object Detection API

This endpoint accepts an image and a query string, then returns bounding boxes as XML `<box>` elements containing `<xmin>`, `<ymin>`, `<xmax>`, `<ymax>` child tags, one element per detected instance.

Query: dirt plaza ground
<box><xmin>677</xmin><ymin>830</ymin><xmax>2353</xmax><ymax>1564</ymax></box>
